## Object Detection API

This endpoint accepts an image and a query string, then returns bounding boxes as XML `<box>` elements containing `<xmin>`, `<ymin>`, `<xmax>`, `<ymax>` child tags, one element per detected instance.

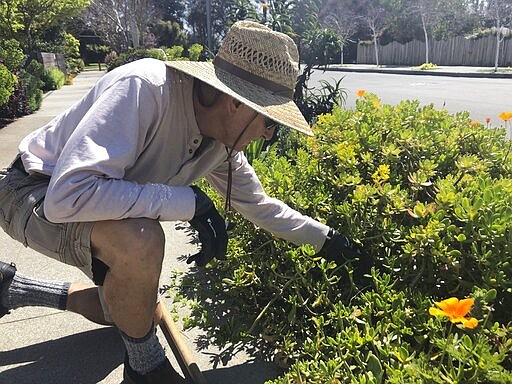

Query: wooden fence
<box><xmin>38</xmin><ymin>52</ymin><xmax>67</xmax><ymax>74</ymax></box>
<box><xmin>357</xmin><ymin>35</ymin><xmax>512</xmax><ymax>66</ymax></box>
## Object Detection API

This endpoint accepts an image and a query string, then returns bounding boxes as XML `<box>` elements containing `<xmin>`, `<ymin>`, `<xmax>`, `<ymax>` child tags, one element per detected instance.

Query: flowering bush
<box><xmin>175</xmin><ymin>94</ymin><xmax>512</xmax><ymax>383</ymax></box>
<box><xmin>417</xmin><ymin>62</ymin><xmax>439</xmax><ymax>70</ymax></box>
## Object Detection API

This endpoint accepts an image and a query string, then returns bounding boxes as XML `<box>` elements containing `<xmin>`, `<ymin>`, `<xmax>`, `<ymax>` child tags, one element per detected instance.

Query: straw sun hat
<box><xmin>165</xmin><ymin>20</ymin><xmax>313</xmax><ymax>136</ymax></box>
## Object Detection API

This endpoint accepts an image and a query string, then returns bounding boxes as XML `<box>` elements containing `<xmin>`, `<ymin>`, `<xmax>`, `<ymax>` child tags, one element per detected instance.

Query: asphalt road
<box><xmin>309</xmin><ymin>69</ymin><xmax>512</xmax><ymax>125</ymax></box>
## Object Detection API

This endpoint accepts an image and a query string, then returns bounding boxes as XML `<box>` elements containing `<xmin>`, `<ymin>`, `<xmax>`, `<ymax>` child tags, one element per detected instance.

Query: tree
<box><xmin>363</xmin><ymin>2</ymin><xmax>390</xmax><ymax>66</ymax></box>
<box><xmin>186</xmin><ymin>0</ymin><xmax>257</xmax><ymax>52</ymax></box>
<box><xmin>0</xmin><ymin>0</ymin><xmax>89</xmax><ymax>55</ymax></box>
<box><xmin>371</xmin><ymin>0</ymin><xmax>479</xmax><ymax>46</ymax></box>
<box><xmin>431</xmin><ymin>0</ymin><xmax>480</xmax><ymax>39</ymax></box>
<box><xmin>264</xmin><ymin>0</ymin><xmax>294</xmax><ymax>34</ymax></box>
<box><xmin>258</xmin><ymin>0</ymin><xmax>325</xmax><ymax>63</ymax></box>
<box><xmin>0</xmin><ymin>0</ymin><xmax>23</xmax><ymax>40</ymax></box>
<box><xmin>320</xmin><ymin>0</ymin><xmax>359</xmax><ymax>64</ymax></box>
<box><xmin>417</xmin><ymin>0</ymin><xmax>438</xmax><ymax>63</ymax></box>
<box><xmin>151</xmin><ymin>20</ymin><xmax>188</xmax><ymax>48</ymax></box>
<box><xmin>154</xmin><ymin>0</ymin><xmax>186</xmax><ymax>26</ymax></box>
<box><xmin>486</xmin><ymin>0</ymin><xmax>512</xmax><ymax>72</ymax></box>
<box><xmin>83</xmin><ymin>0</ymin><xmax>157</xmax><ymax>52</ymax></box>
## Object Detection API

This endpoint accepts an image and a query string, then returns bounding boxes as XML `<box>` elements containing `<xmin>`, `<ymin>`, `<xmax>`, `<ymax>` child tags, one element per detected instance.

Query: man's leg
<box><xmin>66</xmin><ymin>283</ymin><xmax>113</xmax><ymax>325</ymax></box>
<box><xmin>2</xmin><ymin>217</ymin><xmax>167</xmax><ymax>331</ymax></box>
<box><xmin>0</xmin><ymin>271</ymin><xmax>158</xmax><ymax>326</ymax></box>
<box><xmin>90</xmin><ymin>218</ymin><xmax>164</xmax><ymax>337</ymax></box>
<box><xmin>0</xmin><ymin>262</ymin><xmax>70</xmax><ymax>317</ymax></box>
<box><xmin>66</xmin><ymin>284</ymin><xmax>164</xmax><ymax>326</ymax></box>
<box><xmin>88</xmin><ymin>218</ymin><xmax>188</xmax><ymax>383</ymax></box>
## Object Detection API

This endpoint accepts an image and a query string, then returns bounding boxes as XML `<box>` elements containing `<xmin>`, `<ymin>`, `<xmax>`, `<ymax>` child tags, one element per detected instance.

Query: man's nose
<box><xmin>262</xmin><ymin>126</ymin><xmax>275</xmax><ymax>140</ymax></box>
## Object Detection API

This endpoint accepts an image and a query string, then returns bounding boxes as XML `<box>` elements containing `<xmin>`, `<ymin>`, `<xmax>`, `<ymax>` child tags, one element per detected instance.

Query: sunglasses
<box><xmin>264</xmin><ymin>117</ymin><xmax>279</xmax><ymax>131</ymax></box>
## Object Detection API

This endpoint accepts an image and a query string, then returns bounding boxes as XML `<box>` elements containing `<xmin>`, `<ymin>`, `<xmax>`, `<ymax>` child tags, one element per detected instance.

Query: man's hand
<box><xmin>320</xmin><ymin>229</ymin><xmax>372</xmax><ymax>287</ymax></box>
<box><xmin>187</xmin><ymin>186</ymin><xmax>228</xmax><ymax>266</ymax></box>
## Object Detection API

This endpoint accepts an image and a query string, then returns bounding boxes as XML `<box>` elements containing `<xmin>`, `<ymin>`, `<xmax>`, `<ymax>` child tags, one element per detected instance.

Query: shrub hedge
<box><xmin>175</xmin><ymin>94</ymin><xmax>512</xmax><ymax>383</ymax></box>
<box><xmin>42</xmin><ymin>67</ymin><xmax>65</xmax><ymax>91</ymax></box>
<box><xmin>105</xmin><ymin>44</ymin><xmax>204</xmax><ymax>71</ymax></box>
<box><xmin>0</xmin><ymin>64</ymin><xmax>17</xmax><ymax>106</ymax></box>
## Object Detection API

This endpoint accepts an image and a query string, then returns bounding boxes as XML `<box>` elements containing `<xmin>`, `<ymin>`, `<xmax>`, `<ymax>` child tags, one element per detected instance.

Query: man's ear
<box><xmin>226</xmin><ymin>95</ymin><xmax>243</xmax><ymax>115</ymax></box>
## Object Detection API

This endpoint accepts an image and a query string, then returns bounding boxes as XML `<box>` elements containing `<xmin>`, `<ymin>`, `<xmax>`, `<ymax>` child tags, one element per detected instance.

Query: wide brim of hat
<box><xmin>165</xmin><ymin>61</ymin><xmax>313</xmax><ymax>136</ymax></box>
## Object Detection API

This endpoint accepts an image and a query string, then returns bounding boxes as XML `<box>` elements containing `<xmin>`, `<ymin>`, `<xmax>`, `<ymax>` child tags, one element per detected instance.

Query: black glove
<box><xmin>320</xmin><ymin>228</ymin><xmax>372</xmax><ymax>287</ymax></box>
<box><xmin>187</xmin><ymin>186</ymin><xmax>228</xmax><ymax>266</ymax></box>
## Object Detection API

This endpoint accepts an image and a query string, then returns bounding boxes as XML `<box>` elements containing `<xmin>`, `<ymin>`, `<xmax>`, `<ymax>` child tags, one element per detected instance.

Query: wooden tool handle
<box><xmin>158</xmin><ymin>301</ymin><xmax>208</xmax><ymax>384</ymax></box>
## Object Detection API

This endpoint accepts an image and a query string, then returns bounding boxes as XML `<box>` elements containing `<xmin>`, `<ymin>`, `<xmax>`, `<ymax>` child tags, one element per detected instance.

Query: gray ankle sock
<box><xmin>0</xmin><ymin>272</ymin><xmax>70</xmax><ymax>311</ymax></box>
<box><xmin>120</xmin><ymin>325</ymin><xmax>166</xmax><ymax>375</ymax></box>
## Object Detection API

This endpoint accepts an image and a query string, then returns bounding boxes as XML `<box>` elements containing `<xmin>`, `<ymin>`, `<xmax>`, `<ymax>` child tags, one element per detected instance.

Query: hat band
<box><xmin>213</xmin><ymin>56</ymin><xmax>294</xmax><ymax>99</ymax></box>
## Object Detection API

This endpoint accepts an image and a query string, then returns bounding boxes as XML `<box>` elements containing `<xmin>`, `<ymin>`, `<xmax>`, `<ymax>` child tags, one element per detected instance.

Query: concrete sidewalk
<box><xmin>0</xmin><ymin>69</ymin><xmax>281</xmax><ymax>384</ymax></box>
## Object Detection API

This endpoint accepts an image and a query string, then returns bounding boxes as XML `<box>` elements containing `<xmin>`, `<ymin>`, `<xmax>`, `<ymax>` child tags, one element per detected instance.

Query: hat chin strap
<box><xmin>224</xmin><ymin>111</ymin><xmax>258</xmax><ymax>215</ymax></box>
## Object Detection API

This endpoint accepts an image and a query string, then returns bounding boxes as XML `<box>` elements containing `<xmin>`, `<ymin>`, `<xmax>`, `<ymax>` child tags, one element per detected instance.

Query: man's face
<box><xmin>226</xmin><ymin>105</ymin><xmax>277</xmax><ymax>151</ymax></box>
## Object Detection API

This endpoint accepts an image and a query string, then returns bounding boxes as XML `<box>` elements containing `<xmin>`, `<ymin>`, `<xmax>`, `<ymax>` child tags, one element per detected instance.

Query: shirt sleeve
<box><xmin>44</xmin><ymin>76</ymin><xmax>195</xmax><ymax>223</ymax></box>
<box><xmin>205</xmin><ymin>151</ymin><xmax>329</xmax><ymax>251</ymax></box>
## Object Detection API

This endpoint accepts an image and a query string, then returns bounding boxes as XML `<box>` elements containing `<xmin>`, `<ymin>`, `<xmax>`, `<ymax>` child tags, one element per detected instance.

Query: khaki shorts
<box><xmin>0</xmin><ymin>157</ymin><xmax>95</xmax><ymax>279</ymax></box>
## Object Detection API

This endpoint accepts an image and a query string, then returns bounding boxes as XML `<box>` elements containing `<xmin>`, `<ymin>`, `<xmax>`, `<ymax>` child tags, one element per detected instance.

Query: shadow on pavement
<box><xmin>0</xmin><ymin>324</ymin><xmax>282</xmax><ymax>384</ymax></box>
<box><xmin>0</xmin><ymin>327</ymin><xmax>124</xmax><ymax>384</ymax></box>
<box><xmin>202</xmin><ymin>361</ymin><xmax>283</xmax><ymax>384</ymax></box>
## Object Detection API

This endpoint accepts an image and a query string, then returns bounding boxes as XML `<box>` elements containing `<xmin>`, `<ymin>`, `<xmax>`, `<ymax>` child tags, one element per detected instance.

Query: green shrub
<box><xmin>188</xmin><ymin>43</ymin><xmax>203</xmax><ymax>61</ymax></box>
<box><xmin>164</xmin><ymin>45</ymin><xmax>185</xmax><ymax>60</ymax></box>
<box><xmin>106</xmin><ymin>48</ymin><xmax>167</xmax><ymax>71</ymax></box>
<box><xmin>0</xmin><ymin>39</ymin><xmax>25</xmax><ymax>71</ymax></box>
<box><xmin>0</xmin><ymin>60</ymin><xmax>44</xmax><ymax>117</ymax></box>
<box><xmin>21</xmin><ymin>71</ymin><xmax>44</xmax><ymax>112</ymax></box>
<box><xmin>67</xmin><ymin>57</ymin><xmax>85</xmax><ymax>73</ymax></box>
<box><xmin>0</xmin><ymin>64</ymin><xmax>17</xmax><ymax>106</ymax></box>
<box><xmin>26</xmin><ymin>59</ymin><xmax>44</xmax><ymax>79</ymax></box>
<box><xmin>174</xmin><ymin>94</ymin><xmax>512</xmax><ymax>383</ymax></box>
<box><xmin>104</xmin><ymin>51</ymin><xmax>118</xmax><ymax>68</ymax></box>
<box><xmin>62</xmin><ymin>32</ymin><xmax>81</xmax><ymax>71</ymax></box>
<box><xmin>0</xmin><ymin>74</ymin><xmax>29</xmax><ymax>118</ymax></box>
<box><xmin>105</xmin><ymin>44</ymin><xmax>204</xmax><ymax>72</ymax></box>
<box><xmin>42</xmin><ymin>67</ymin><xmax>65</xmax><ymax>91</ymax></box>
<box><xmin>147</xmin><ymin>48</ymin><xmax>167</xmax><ymax>61</ymax></box>
<box><xmin>244</xmin><ymin>138</ymin><xmax>267</xmax><ymax>165</ymax></box>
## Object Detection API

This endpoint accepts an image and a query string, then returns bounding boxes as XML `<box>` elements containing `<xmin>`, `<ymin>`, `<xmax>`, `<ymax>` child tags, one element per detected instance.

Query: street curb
<box><xmin>325</xmin><ymin>66</ymin><xmax>512</xmax><ymax>79</ymax></box>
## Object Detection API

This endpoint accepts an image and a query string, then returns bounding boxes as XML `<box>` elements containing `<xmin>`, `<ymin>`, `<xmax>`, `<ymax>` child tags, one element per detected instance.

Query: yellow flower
<box><xmin>372</xmin><ymin>164</ymin><xmax>390</xmax><ymax>184</ymax></box>
<box><xmin>470</xmin><ymin>121</ymin><xmax>480</xmax><ymax>127</ymax></box>
<box><xmin>499</xmin><ymin>112</ymin><xmax>512</xmax><ymax>121</ymax></box>
<box><xmin>356</xmin><ymin>89</ymin><xmax>366</xmax><ymax>97</ymax></box>
<box><xmin>429</xmin><ymin>297</ymin><xmax>478</xmax><ymax>329</ymax></box>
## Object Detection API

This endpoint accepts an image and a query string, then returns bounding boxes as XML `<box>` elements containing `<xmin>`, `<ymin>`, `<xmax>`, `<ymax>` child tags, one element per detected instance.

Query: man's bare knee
<box><xmin>91</xmin><ymin>218</ymin><xmax>165</xmax><ymax>275</ymax></box>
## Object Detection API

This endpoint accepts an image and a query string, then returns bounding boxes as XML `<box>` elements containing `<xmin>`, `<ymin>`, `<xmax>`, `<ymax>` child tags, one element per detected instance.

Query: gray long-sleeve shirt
<box><xmin>19</xmin><ymin>58</ymin><xmax>329</xmax><ymax>250</ymax></box>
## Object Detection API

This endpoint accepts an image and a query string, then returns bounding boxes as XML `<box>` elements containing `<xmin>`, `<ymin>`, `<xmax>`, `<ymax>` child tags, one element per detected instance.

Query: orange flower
<box><xmin>485</xmin><ymin>117</ymin><xmax>491</xmax><ymax>124</ymax></box>
<box><xmin>499</xmin><ymin>112</ymin><xmax>512</xmax><ymax>121</ymax></box>
<box><xmin>356</xmin><ymin>89</ymin><xmax>366</xmax><ymax>97</ymax></box>
<box><xmin>429</xmin><ymin>297</ymin><xmax>478</xmax><ymax>329</ymax></box>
